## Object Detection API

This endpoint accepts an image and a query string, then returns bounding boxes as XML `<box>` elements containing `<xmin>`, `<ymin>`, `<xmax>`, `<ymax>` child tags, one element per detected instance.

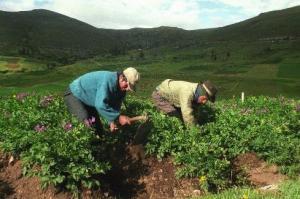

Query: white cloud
<box><xmin>0</xmin><ymin>0</ymin><xmax>299</xmax><ymax>29</ymax></box>
<box><xmin>46</xmin><ymin>0</ymin><xmax>202</xmax><ymax>29</ymax></box>
<box><xmin>213</xmin><ymin>0</ymin><xmax>300</xmax><ymax>15</ymax></box>
<box><xmin>206</xmin><ymin>14</ymin><xmax>245</xmax><ymax>28</ymax></box>
<box><xmin>0</xmin><ymin>0</ymin><xmax>36</xmax><ymax>11</ymax></box>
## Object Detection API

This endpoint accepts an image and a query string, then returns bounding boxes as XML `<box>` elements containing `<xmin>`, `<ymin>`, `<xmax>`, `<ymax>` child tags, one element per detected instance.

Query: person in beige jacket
<box><xmin>152</xmin><ymin>79</ymin><xmax>217</xmax><ymax>126</ymax></box>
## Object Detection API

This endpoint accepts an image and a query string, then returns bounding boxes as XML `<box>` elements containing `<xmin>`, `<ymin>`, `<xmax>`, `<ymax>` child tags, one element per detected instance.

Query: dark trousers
<box><xmin>64</xmin><ymin>88</ymin><xmax>103</xmax><ymax>135</ymax></box>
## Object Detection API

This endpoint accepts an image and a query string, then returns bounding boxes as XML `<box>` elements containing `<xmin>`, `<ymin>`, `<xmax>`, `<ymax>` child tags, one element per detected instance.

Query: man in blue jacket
<box><xmin>64</xmin><ymin>67</ymin><xmax>140</xmax><ymax>133</ymax></box>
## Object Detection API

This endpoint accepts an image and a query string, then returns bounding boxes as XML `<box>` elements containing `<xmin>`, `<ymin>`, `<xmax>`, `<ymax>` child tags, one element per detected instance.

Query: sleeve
<box><xmin>94</xmin><ymin>81</ymin><xmax>120</xmax><ymax>124</ymax></box>
<box><xmin>179</xmin><ymin>91</ymin><xmax>196</xmax><ymax>125</ymax></box>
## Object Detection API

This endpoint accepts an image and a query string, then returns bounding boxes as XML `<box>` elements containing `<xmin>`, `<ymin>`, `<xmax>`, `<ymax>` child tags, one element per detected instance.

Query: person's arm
<box><xmin>119</xmin><ymin>115</ymin><xmax>131</xmax><ymax>126</ymax></box>
<box><xmin>95</xmin><ymin>81</ymin><xmax>130</xmax><ymax>131</ymax></box>
<box><xmin>95</xmin><ymin>81</ymin><xmax>120</xmax><ymax>125</ymax></box>
<box><xmin>179</xmin><ymin>92</ymin><xmax>197</xmax><ymax>125</ymax></box>
<box><xmin>112</xmin><ymin>92</ymin><xmax>131</xmax><ymax>126</ymax></box>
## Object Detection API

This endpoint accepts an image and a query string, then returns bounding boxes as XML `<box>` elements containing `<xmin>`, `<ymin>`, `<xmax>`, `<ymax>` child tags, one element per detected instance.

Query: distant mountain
<box><xmin>107</xmin><ymin>6</ymin><xmax>300</xmax><ymax>48</ymax></box>
<box><xmin>0</xmin><ymin>9</ymin><xmax>116</xmax><ymax>62</ymax></box>
<box><xmin>0</xmin><ymin>6</ymin><xmax>299</xmax><ymax>63</ymax></box>
<box><xmin>198</xmin><ymin>5</ymin><xmax>300</xmax><ymax>41</ymax></box>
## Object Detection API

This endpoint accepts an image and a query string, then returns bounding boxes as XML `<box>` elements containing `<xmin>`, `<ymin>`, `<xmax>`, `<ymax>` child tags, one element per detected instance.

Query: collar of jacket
<box><xmin>193</xmin><ymin>84</ymin><xmax>202</xmax><ymax>103</ymax></box>
<box><xmin>116</xmin><ymin>72</ymin><xmax>127</xmax><ymax>96</ymax></box>
<box><xmin>116</xmin><ymin>71</ymin><xmax>122</xmax><ymax>91</ymax></box>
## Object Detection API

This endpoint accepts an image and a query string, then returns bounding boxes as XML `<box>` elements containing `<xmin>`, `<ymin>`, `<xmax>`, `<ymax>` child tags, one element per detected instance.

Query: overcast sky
<box><xmin>1</xmin><ymin>0</ymin><xmax>299</xmax><ymax>30</ymax></box>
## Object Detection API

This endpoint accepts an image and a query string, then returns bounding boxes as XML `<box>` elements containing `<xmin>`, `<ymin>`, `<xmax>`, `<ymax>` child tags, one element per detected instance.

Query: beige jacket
<box><xmin>157</xmin><ymin>79</ymin><xmax>198</xmax><ymax>125</ymax></box>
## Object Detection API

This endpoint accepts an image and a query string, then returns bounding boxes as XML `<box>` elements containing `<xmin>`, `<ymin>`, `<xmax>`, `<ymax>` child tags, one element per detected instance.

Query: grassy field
<box><xmin>0</xmin><ymin>41</ymin><xmax>299</xmax><ymax>99</ymax></box>
<box><xmin>196</xmin><ymin>180</ymin><xmax>300</xmax><ymax>199</ymax></box>
<box><xmin>0</xmin><ymin>55</ymin><xmax>48</xmax><ymax>73</ymax></box>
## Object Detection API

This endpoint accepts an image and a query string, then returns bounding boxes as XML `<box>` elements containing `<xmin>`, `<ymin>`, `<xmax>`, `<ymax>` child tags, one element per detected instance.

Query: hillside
<box><xmin>0</xmin><ymin>9</ymin><xmax>116</xmax><ymax>62</ymax></box>
<box><xmin>200</xmin><ymin>5</ymin><xmax>300</xmax><ymax>41</ymax></box>
<box><xmin>92</xmin><ymin>6</ymin><xmax>300</xmax><ymax>48</ymax></box>
<box><xmin>0</xmin><ymin>6</ymin><xmax>299</xmax><ymax>62</ymax></box>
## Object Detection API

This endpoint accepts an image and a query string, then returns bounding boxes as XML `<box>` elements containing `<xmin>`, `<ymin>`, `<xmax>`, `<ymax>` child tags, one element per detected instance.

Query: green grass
<box><xmin>0</xmin><ymin>41</ymin><xmax>300</xmax><ymax>100</ymax></box>
<box><xmin>195</xmin><ymin>179</ymin><xmax>300</xmax><ymax>199</ymax></box>
<box><xmin>278</xmin><ymin>63</ymin><xmax>300</xmax><ymax>79</ymax></box>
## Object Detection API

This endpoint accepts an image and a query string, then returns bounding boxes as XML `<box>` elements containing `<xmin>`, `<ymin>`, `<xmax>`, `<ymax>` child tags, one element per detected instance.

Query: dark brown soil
<box><xmin>0</xmin><ymin>150</ymin><xmax>287</xmax><ymax>199</ymax></box>
<box><xmin>0</xmin><ymin>152</ymin><xmax>72</xmax><ymax>199</ymax></box>
<box><xmin>0</xmin><ymin>146</ymin><xmax>201</xmax><ymax>199</ymax></box>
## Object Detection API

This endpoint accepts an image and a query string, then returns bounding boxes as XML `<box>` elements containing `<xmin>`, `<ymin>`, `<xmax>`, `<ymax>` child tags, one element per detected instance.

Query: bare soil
<box><xmin>6</xmin><ymin>63</ymin><xmax>19</xmax><ymax>69</ymax></box>
<box><xmin>0</xmin><ymin>150</ymin><xmax>287</xmax><ymax>199</ymax></box>
<box><xmin>0</xmin><ymin>146</ymin><xmax>200</xmax><ymax>199</ymax></box>
<box><xmin>233</xmin><ymin>152</ymin><xmax>287</xmax><ymax>186</ymax></box>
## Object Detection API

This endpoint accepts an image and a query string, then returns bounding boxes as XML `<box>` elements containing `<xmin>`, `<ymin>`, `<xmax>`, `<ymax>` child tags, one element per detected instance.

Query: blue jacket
<box><xmin>69</xmin><ymin>71</ymin><xmax>126</xmax><ymax>123</ymax></box>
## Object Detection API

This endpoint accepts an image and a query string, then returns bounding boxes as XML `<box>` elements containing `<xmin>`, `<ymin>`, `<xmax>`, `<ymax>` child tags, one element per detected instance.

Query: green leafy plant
<box><xmin>0</xmin><ymin>93</ymin><xmax>299</xmax><ymax>195</ymax></box>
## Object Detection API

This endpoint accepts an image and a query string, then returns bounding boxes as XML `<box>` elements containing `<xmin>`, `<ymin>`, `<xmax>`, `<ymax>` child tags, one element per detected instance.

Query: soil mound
<box><xmin>233</xmin><ymin>152</ymin><xmax>287</xmax><ymax>186</ymax></box>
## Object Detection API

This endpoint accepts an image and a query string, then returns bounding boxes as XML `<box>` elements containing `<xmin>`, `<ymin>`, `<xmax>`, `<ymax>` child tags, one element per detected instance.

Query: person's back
<box><xmin>152</xmin><ymin>79</ymin><xmax>217</xmax><ymax>126</ymax></box>
<box><xmin>157</xmin><ymin>79</ymin><xmax>198</xmax><ymax>108</ymax></box>
<box><xmin>70</xmin><ymin>71</ymin><xmax>123</xmax><ymax>108</ymax></box>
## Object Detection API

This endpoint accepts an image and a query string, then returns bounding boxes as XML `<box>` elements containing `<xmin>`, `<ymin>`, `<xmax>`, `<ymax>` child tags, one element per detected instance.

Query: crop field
<box><xmin>0</xmin><ymin>43</ymin><xmax>300</xmax><ymax>99</ymax></box>
<box><xmin>0</xmin><ymin>40</ymin><xmax>299</xmax><ymax>198</ymax></box>
<box><xmin>0</xmin><ymin>92</ymin><xmax>299</xmax><ymax>198</ymax></box>
<box><xmin>0</xmin><ymin>56</ymin><xmax>48</xmax><ymax>73</ymax></box>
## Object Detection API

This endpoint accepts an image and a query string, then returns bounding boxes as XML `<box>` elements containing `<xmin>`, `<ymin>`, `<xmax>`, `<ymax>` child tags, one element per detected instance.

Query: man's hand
<box><xmin>109</xmin><ymin>122</ymin><xmax>118</xmax><ymax>132</ymax></box>
<box><xmin>119</xmin><ymin>115</ymin><xmax>131</xmax><ymax>126</ymax></box>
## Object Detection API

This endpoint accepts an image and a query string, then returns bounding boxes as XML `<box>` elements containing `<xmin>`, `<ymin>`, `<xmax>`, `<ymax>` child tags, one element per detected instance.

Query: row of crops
<box><xmin>0</xmin><ymin>93</ymin><xmax>299</xmax><ymax>194</ymax></box>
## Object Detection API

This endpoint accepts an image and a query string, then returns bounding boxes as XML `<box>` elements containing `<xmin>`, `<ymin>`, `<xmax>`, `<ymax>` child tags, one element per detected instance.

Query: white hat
<box><xmin>123</xmin><ymin>67</ymin><xmax>140</xmax><ymax>91</ymax></box>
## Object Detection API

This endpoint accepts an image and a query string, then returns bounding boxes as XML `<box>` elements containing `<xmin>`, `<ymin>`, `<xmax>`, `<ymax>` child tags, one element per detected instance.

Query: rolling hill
<box><xmin>0</xmin><ymin>6</ymin><xmax>299</xmax><ymax>63</ymax></box>
<box><xmin>0</xmin><ymin>9</ymin><xmax>116</xmax><ymax>61</ymax></box>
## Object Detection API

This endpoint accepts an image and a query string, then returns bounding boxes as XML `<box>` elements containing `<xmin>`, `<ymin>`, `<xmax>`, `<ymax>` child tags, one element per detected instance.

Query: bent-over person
<box><xmin>152</xmin><ymin>79</ymin><xmax>217</xmax><ymax>126</ymax></box>
<box><xmin>64</xmin><ymin>67</ymin><xmax>140</xmax><ymax>134</ymax></box>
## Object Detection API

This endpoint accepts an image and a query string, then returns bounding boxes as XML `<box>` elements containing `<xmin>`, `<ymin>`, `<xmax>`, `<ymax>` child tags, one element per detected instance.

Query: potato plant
<box><xmin>123</xmin><ymin>96</ymin><xmax>300</xmax><ymax>190</ymax></box>
<box><xmin>0</xmin><ymin>93</ymin><xmax>299</xmax><ymax>194</ymax></box>
<box><xmin>0</xmin><ymin>93</ymin><xmax>111</xmax><ymax>194</ymax></box>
